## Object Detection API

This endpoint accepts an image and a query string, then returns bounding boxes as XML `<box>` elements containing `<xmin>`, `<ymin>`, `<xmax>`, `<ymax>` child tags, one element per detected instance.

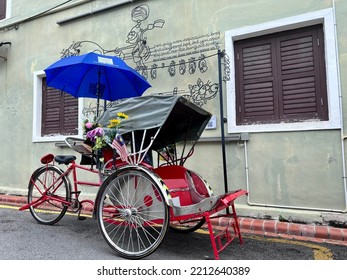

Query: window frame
<box><xmin>225</xmin><ymin>8</ymin><xmax>341</xmax><ymax>133</ymax></box>
<box><xmin>33</xmin><ymin>70</ymin><xmax>83</xmax><ymax>142</ymax></box>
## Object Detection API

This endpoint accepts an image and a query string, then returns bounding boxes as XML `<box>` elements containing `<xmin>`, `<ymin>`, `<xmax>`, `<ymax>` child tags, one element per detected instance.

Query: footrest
<box><xmin>170</xmin><ymin>189</ymin><xmax>248</xmax><ymax>218</ymax></box>
<box><xmin>201</xmin><ymin>190</ymin><xmax>248</xmax><ymax>260</ymax></box>
<box><xmin>214</xmin><ymin>219</ymin><xmax>238</xmax><ymax>253</ymax></box>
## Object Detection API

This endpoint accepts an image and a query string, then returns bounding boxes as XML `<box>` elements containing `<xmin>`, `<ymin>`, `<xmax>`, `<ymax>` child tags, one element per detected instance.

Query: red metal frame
<box><xmin>19</xmin><ymin>156</ymin><xmax>101</xmax><ymax>212</ymax></box>
<box><xmin>203</xmin><ymin>192</ymin><xmax>247</xmax><ymax>260</ymax></box>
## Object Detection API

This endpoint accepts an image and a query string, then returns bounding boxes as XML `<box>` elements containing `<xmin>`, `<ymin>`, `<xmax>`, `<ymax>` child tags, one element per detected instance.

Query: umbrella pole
<box><xmin>96</xmin><ymin>97</ymin><xmax>100</xmax><ymax>117</ymax></box>
<box><xmin>96</xmin><ymin>68</ymin><xmax>101</xmax><ymax>117</ymax></box>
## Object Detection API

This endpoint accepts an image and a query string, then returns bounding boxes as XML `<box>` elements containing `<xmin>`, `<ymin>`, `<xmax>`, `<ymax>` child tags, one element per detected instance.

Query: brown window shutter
<box><xmin>62</xmin><ymin>93</ymin><xmax>79</xmax><ymax>134</ymax></box>
<box><xmin>0</xmin><ymin>0</ymin><xmax>6</xmax><ymax>20</ymax></box>
<box><xmin>235</xmin><ymin>40</ymin><xmax>277</xmax><ymax>124</ymax></box>
<box><xmin>278</xmin><ymin>26</ymin><xmax>328</xmax><ymax>120</ymax></box>
<box><xmin>41</xmin><ymin>78</ymin><xmax>78</xmax><ymax>136</ymax></box>
<box><xmin>42</xmin><ymin>83</ymin><xmax>61</xmax><ymax>136</ymax></box>
<box><xmin>235</xmin><ymin>24</ymin><xmax>328</xmax><ymax>125</ymax></box>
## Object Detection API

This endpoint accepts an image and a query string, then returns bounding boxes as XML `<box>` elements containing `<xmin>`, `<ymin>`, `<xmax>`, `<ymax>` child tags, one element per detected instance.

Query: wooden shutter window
<box><xmin>235</xmin><ymin>40</ymin><xmax>277</xmax><ymax>123</ymax></box>
<box><xmin>235</xmin><ymin>24</ymin><xmax>328</xmax><ymax>125</ymax></box>
<box><xmin>0</xmin><ymin>0</ymin><xmax>6</xmax><ymax>20</ymax></box>
<box><xmin>41</xmin><ymin>78</ymin><xmax>78</xmax><ymax>136</ymax></box>
<box><xmin>63</xmin><ymin>93</ymin><xmax>79</xmax><ymax>134</ymax></box>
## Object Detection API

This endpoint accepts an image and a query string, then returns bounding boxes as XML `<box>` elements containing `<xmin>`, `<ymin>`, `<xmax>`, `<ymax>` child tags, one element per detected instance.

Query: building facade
<box><xmin>1</xmin><ymin>0</ymin><xmax>346</xmax><ymax>224</ymax></box>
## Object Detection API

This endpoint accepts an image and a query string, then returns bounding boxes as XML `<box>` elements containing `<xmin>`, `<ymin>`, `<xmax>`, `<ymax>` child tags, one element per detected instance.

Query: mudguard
<box><xmin>93</xmin><ymin>164</ymin><xmax>172</xmax><ymax>218</ymax></box>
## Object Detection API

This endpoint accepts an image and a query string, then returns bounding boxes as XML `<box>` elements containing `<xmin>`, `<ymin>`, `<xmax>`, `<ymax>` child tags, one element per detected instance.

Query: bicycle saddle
<box><xmin>54</xmin><ymin>155</ymin><xmax>77</xmax><ymax>165</ymax></box>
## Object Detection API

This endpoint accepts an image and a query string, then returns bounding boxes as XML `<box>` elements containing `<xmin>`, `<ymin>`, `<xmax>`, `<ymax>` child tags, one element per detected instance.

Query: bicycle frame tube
<box><xmin>70</xmin><ymin>162</ymin><xmax>102</xmax><ymax>190</ymax></box>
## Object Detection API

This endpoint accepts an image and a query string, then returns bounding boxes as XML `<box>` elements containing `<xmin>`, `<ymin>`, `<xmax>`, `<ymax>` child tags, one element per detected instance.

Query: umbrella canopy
<box><xmin>44</xmin><ymin>52</ymin><xmax>151</xmax><ymax>114</ymax></box>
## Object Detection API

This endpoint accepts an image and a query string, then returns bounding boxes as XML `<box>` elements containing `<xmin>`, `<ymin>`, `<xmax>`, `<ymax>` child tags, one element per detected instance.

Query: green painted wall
<box><xmin>1</xmin><ymin>0</ymin><xmax>346</xmax><ymax>219</ymax></box>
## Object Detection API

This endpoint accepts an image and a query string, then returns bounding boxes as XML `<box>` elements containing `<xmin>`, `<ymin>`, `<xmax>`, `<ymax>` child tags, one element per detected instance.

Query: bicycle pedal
<box><xmin>77</xmin><ymin>208</ymin><xmax>87</xmax><ymax>220</ymax></box>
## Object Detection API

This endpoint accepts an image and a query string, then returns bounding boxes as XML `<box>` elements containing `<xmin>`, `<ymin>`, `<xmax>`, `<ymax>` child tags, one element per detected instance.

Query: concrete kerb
<box><xmin>1</xmin><ymin>193</ymin><xmax>347</xmax><ymax>245</ymax></box>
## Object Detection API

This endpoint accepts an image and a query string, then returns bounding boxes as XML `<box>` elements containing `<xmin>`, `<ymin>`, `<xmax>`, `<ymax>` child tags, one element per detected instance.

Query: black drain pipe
<box><xmin>217</xmin><ymin>50</ymin><xmax>228</xmax><ymax>196</ymax></box>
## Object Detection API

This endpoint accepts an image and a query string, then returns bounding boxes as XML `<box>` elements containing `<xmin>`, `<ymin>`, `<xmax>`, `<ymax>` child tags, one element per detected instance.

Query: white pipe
<box><xmin>332</xmin><ymin>0</ymin><xmax>347</xmax><ymax>212</ymax></box>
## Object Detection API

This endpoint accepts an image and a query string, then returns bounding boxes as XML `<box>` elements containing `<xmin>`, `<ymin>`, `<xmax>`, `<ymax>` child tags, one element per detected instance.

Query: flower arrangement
<box><xmin>83</xmin><ymin>120</ymin><xmax>99</xmax><ymax>136</ymax></box>
<box><xmin>82</xmin><ymin>118</ymin><xmax>104</xmax><ymax>150</ymax></box>
<box><xmin>86</xmin><ymin>127</ymin><xmax>106</xmax><ymax>150</ymax></box>
<box><xmin>83</xmin><ymin>112</ymin><xmax>129</xmax><ymax>151</ymax></box>
<box><xmin>106</xmin><ymin>112</ymin><xmax>129</xmax><ymax>141</ymax></box>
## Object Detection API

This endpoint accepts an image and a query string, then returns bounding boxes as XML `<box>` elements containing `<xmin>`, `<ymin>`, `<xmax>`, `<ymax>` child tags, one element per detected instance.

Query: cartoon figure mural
<box><xmin>112</xmin><ymin>4</ymin><xmax>165</xmax><ymax>77</ymax></box>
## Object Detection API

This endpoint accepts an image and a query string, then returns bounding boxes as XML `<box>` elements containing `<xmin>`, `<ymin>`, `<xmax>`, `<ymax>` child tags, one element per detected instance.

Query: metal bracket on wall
<box><xmin>199</xmin><ymin>132</ymin><xmax>249</xmax><ymax>143</ymax></box>
<box><xmin>0</xmin><ymin>42</ymin><xmax>11</xmax><ymax>61</ymax></box>
<box><xmin>0</xmin><ymin>42</ymin><xmax>11</xmax><ymax>47</ymax></box>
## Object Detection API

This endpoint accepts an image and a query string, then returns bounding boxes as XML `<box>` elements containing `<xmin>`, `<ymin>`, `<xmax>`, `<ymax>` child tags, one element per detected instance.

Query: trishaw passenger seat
<box><xmin>154</xmin><ymin>165</ymin><xmax>192</xmax><ymax>206</ymax></box>
<box><xmin>185</xmin><ymin>170</ymin><xmax>210</xmax><ymax>204</ymax></box>
<box><xmin>154</xmin><ymin>165</ymin><xmax>210</xmax><ymax>206</ymax></box>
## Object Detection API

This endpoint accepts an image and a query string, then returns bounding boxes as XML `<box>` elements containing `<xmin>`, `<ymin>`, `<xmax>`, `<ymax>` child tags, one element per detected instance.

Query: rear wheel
<box><xmin>28</xmin><ymin>166</ymin><xmax>70</xmax><ymax>225</ymax></box>
<box><xmin>96</xmin><ymin>167</ymin><xmax>169</xmax><ymax>259</ymax></box>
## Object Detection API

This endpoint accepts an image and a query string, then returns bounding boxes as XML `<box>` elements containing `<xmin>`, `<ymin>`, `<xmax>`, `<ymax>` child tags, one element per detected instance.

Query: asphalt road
<box><xmin>1</xmin><ymin>204</ymin><xmax>347</xmax><ymax>261</ymax></box>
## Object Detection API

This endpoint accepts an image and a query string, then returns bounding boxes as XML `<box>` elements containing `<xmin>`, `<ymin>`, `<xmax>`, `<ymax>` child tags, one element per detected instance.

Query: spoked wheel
<box><xmin>96</xmin><ymin>167</ymin><xmax>169</xmax><ymax>259</ymax></box>
<box><xmin>28</xmin><ymin>166</ymin><xmax>70</xmax><ymax>225</ymax></box>
<box><xmin>169</xmin><ymin>217</ymin><xmax>206</xmax><ymax>233</ymax></box>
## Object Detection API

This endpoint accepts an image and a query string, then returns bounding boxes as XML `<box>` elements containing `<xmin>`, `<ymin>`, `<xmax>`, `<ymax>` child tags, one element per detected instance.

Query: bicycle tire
<box><xmin>28</xmin><ymin>166</ymin><xmax>70</xmax><ymax>225</ymax></box>
<box><xmin>96</xmin><ymin>166</ymin><xmax>169</xmax><ymax>259</ymax></box>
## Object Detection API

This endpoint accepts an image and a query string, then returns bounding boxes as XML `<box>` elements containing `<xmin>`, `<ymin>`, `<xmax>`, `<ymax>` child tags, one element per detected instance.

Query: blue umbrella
<box><xmin>44</xmin><ymin>52</ymin><xmax>151</xmax><ymax>115</ymax></box>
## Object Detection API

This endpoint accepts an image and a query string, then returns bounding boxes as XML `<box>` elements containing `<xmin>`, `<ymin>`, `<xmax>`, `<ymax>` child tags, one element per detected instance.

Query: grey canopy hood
<box><xmin>97</xmin><ymin>95</ymin><xmax>212</xmax><ymax>150</ymax></box>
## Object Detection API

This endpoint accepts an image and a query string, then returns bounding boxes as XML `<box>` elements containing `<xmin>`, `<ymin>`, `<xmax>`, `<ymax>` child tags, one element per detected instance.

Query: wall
<box><xmin>0</xmin><ymin>0</ymin><xmax>346</xmax><ymax>222</ymax></box>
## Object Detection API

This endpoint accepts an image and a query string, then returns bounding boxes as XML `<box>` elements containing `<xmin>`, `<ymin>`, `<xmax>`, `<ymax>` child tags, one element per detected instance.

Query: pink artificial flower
<box><xmin>85</xmin><ymin>122</ymin><xmax>93</xmax><ymax>129</ymax></box>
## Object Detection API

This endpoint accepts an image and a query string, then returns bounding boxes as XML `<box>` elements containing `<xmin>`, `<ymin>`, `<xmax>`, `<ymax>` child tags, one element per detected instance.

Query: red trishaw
<box><xmin>20</xmin><ymin>95</ymin><xmax>247</xmax><ymax>260</ymax></box>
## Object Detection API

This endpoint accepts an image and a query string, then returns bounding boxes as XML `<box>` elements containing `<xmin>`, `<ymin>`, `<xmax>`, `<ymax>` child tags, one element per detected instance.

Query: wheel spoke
<box><xmin>97</xmin><ymin>168</ymin><xmax>169</xmax><ymax>259</ymax></box>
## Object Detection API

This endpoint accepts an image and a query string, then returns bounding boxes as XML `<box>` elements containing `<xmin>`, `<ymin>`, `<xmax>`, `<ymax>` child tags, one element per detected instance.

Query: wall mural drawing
<box><xmin>107</xmin><ymin>4</ymin><xmax>165</xmax><ymax>79</ymax></box>
<box><xmin>60</xmin><ymin>4</ymin><xmax>230</xmax><ymax>109</ymax></box>
<box><xmin>186</xmin><ymin>78</ymin><xmax>219</xmax><ymax>107</ymax></box>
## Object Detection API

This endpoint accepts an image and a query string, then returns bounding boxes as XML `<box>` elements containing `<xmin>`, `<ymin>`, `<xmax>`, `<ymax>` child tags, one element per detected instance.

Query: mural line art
<box><xmin>60</xmin><ymin>4</ymin><xmax>228</xmax><ymax>108</ymax></box>
<box><xmin>186</xmin><ymin>78</ymin><xmax>219</xmax><ymax>107</ymax></box>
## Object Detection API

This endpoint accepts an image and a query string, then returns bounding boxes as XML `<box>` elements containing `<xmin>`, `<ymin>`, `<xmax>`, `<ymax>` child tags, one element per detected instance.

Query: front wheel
<box><xmin>96</xmin><ymin>167</ymin><xmax>169</xmax><ymax>259</ymax></box>
<box><xmin>28</xmin><ymin>166</ymin><xmax>70</xmax><ymax>225</ymax></box>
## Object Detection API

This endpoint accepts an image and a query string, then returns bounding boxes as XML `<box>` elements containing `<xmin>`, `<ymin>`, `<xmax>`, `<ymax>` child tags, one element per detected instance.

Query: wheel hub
<box><xmin>122</xmin><ymin>207</ymin><xmax>138</xmax><ymax>220</ymax></box>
